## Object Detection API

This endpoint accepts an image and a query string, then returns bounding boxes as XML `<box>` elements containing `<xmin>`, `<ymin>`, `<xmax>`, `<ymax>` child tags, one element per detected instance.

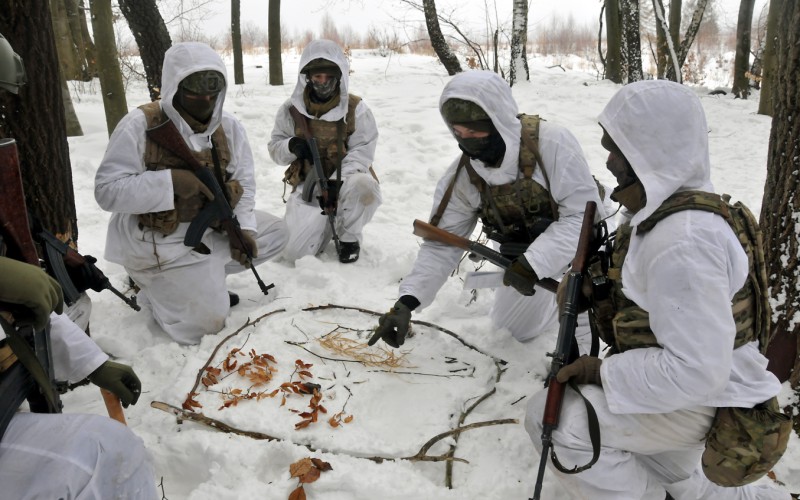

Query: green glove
<box><xmin>230</xmin><ymin>230</ymin><xmax>258</xmax><ymax>266</ymax></box>
<box><xmin>0</xmin><ymin>257</ymin><xmax>63</xmax><ymax>330</ymax></box>
<box><xmin>88</xmin><ymin>360</ymin><xmax>142</xmax><ymax>408</ymax></box>
<box><xmin>556</xmin><ymin>355</ymin><xmax>602</xmax><ymax>386</ymax></box>
<box><xmin>503</xmin><ymin>255</ymin><xmax>538</xmax><ymax>296</ymax></box>
<box><xmin>368</xmin><ymin>300</ymin><xmax>412</xmax><ymax>348</ymax></box>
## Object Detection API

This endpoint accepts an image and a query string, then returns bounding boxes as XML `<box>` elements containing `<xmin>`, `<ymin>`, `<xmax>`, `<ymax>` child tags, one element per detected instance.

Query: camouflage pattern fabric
<box><xmin>702</xmin><ymin>396</ymin><xmax>792</xmax><ymax>487</ymax></box>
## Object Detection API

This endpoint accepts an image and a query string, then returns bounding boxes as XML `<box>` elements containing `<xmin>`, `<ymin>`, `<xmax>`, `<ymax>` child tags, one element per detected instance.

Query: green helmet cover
<box><xmin>441</xmin><ymin>98</ymin><xmax>490</xmax><ymax>124</ymax></box>
<box><xmin>180</xmin><ymin>70</ymin><xmax>225</xmax><ymax>95</ymax></box>
<box><xmin>0</xmin><ymin>33</ymin><xmax>26</xmax><ymax>94</ymax></box>
<box><xmin>301</xmin><ymin>58</ymin><xmax>341</xmax><ymax>78</ymax></box>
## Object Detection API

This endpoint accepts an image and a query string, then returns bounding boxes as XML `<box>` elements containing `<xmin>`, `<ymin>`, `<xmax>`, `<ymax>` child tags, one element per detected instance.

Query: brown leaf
<box><xmin>299</xmin><ymin>467</ymin><xmax>321</xmax><ymax>484</ymax></box>
<box><xmin>206</xmin><ymin>366</ymin><xmax>222</xmax><ymax>376</ymax></box>
<box><xmin>328</xmin><ymin>417</ymin><xmax>340</xmax><ymax>428</ymax></box>
<box><xmin>288</xmin><ymin>485</ymin><xmax>306</xmax><ymax>500</ymax></box>
<box><xmin>295</xmin><ymin>419</ymin><xmax>312</xmax><ymax>429</ymax></box>
<box><xmin>343</xmin><ymin>415</ymin><xmax>354</xmax><ymax>424</ymax></box>
<box><xmin>310</xmin><ymin>458</ymin><xmax>333</xmax><ymax>471</ymax></box>
<box><xmin>289</xmin><ymin>458</ymin><xmax>314</xmax><ymax>478</ymax></box>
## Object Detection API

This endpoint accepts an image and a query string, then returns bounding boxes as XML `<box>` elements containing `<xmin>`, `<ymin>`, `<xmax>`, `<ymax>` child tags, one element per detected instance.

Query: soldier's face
<box><xmin>175</xmin><ymin>88</ymin><xmax>218</xmax><ymax>123</ymax></box>
<box><xmin>601</xmin><ymin>129</ymin><xmax>637</xmax><ymax>189</ymax></box>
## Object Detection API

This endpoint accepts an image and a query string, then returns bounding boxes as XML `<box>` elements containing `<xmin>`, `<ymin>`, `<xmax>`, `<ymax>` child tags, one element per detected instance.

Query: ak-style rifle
<box><xmin>145</xmin><ymin>119</ymin><xmax>273</xmax><ymax>295</ymax></box>
<box><xmin>412</xmin><ymin>219</ymin><xmax>558</xmax><ymax>294</ymax></box>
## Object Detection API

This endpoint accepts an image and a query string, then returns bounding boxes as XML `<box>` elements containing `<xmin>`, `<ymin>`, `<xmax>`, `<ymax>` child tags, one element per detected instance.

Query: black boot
<box><xmin>229</xmin><ymin>292</ymin><xmax>240</xmax><ymax>307</ymax></box>
<box><xmin>338</xmin><ymin>241</ymin><xmax>360</xmax><ymax>263</ymax></box>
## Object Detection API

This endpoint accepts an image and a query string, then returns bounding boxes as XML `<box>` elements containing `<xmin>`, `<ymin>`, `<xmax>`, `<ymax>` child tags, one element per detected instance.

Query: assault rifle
<box><xmin>37</xmin><ymin>229</ymin><xmax>140</xmax><ymax>311</ymax></box>
<box><xmin>145</xmin><ymin>119</ymin><xmax>273</xmax><ymax>295</ymax></box>
<box><xmin>531</xmin><ymin>200</ymin><xmax>597</xmax><ymax>500</ymax></box>
<box><xmin>288</xmin><ymin>106</ymin><xmax>341</xmax><ymax>255</ymax></box>
<box><xmin>412</xmin><ymin>219</ymin><xmax>558</xmax><ymax>294</ymax></box>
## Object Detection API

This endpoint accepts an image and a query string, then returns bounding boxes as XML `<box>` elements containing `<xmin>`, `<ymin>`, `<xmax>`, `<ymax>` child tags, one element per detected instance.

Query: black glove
<box><xmin>556</xmin><ymin>355</ymin><xmax>602</xmax><ymax>386</ymax></box>
<box><xmin>289</xmin><ymin>137</ymin><xmax>312</xmax><ymax>161</ymax></box>
<box><xmin>368</xmin><ymin>298</ymin><xmax>417</xmax><ymax>348</ymax></box>
<box><xmin>318</xmin><ymin>180</ymin><xmax>341</xmax><ymax>214</ymax></box>
<box><xmin>88</xmin><ymin>360</ymin><xmax>142</xmax><ymax>408</ymax></box>
<box><xmin>503</xmin><ymin>255</ymin><xmax>538</xmax><ymax>296</ymax></box>
<box><xmin>66</xmin><ymin>255</ymin><xmax>108</xmax><ymax>293</ymax></box>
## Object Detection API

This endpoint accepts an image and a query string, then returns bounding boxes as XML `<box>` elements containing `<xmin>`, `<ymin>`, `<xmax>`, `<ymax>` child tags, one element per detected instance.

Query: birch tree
<box><xmin>509</xmin><ymin>0</ymin><xmax>528</xmax><ymax>86</ymax></box>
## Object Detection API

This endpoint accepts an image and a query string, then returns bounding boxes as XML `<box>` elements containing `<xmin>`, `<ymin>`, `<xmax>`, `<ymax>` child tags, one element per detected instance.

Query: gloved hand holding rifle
<box><xmin>145</xmin><ymin>119</ymin><xmax>273</xmax><ymax>295</ymax></box>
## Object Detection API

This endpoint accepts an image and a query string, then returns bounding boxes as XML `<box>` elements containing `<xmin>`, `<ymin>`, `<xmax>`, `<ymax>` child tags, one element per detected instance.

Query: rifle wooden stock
<box><xmin>531</xmin><ymin>200</ymin><xmax>597</xmax><ymax>500</ymax></box>
<box><xmin>412</xmin><ymin>219</ymin><xmax>558</xmax><ymax>294</ymax></box>
<box><xmin>101</xmin><ymin>389</ymin><xmax>127</xmax><ymax>425</ymax></box>
<box><xmin>145</xmin><ymin>119</ymin><xmax>273</xmax><ymax>295</ymax></box>
<box><xmin>0</xmin><ymin>139</ymin><xmax>40</xmax><ymax>266</ymax></box>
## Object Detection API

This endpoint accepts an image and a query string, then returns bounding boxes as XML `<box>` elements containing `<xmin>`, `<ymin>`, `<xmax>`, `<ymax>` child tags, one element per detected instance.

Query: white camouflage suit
<box><xmin>268</xmin><ymin>39</ymin><xmax>381</xmax><ymax>262</ymax></box>
<box><xmin>400</xmin><ymin>70</ymin><xmax>607</xmax><ymax>344</ymax></box>
<box><xmin>0</xmin><ymin>314</ymin><xmax>157</xmax><ymax>499</ymax></box>
<box><xmin>95</xmin><ymin>42</ymin><xmax>287</xmax><ymax>344</ymax></box>
<box><xmin>526</xmin><ymin>80</ymin><xmax>788</xmax><ymax>499</ymax></box>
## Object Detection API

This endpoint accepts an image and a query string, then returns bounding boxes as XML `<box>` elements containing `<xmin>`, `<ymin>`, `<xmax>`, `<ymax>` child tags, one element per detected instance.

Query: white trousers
<box><xmin>0</xmin><ymin>412</ymin><xmax>157</xmax><ymax>499</ymax></box>
<box><xmin>525</xmin><ymin>385</ymin><xmax>790</xmax><ymax>500</ymax></box>
<box><xmin>490</xmin><ymin>285</ymin><xmax>592</xmax><ymax>352</ymax></box>
<box><xmin>127</xmin><ymin>210</ymin><xmax>287</xmax><ymax>344</ymax></box>
<box><xmin>282</xmin><ymin>172</ymin><xmax>381</xmax><ymax>262</ymax></box>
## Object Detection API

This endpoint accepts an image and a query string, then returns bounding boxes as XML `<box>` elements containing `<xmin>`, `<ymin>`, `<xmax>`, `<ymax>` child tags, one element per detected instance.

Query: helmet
<box><xmin>301</xmin><ymin>58</ymin><xmax>341</xmax><ymax>78</ymax></box>
<box><xmin>441</xmin><ymin>98</ymin><xmax>490</xmax><ymax>124</ymax></box>
<box><xmin>0</xmin><ymin>33</ymin><xmax>26</xmax><ymax>94</ymax></box>
<box><xmin>179</xmin><ymin>70</ymin><xmax>225</xmax><ymax>95</ymax></box>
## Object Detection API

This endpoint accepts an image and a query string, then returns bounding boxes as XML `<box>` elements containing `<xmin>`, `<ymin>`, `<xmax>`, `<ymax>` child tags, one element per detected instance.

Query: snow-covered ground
<box><xmin>61</xmin><ymin>49</ymin><xmax>798</xmax><ymax>499</ymax></box>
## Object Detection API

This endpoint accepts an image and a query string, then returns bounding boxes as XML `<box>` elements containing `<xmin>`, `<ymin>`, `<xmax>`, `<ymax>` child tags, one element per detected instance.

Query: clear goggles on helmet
<box><xmin>180</xmin><ymin>70</ymin><xmax>225</xmax><ymax>95</ymax></box>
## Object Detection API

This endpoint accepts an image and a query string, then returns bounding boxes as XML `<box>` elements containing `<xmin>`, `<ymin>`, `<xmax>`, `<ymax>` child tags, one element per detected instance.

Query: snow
<box><xmin>61</xmin><ymin>50</ymin><xmax>798</xmax><ymax>499</ymax></box>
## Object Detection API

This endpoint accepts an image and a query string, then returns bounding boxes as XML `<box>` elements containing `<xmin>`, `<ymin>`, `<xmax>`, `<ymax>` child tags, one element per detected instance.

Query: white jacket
<box><xmin>399</xmin><ymin>70</ymin><xmax>605</xmax><ymax>309</ymax></box>
<box><xmin>268</xmin><ymin>39</ymin><xmax>378</xmax><ymax>179</ymax></box>
<box><xmin>95</xmin><ymin>42</ymin><xmax>258</xmax><ymax>271</ymax></box>
<box><xmin>598</xmin><ymin>80</ymin><xmax>780</xmax><ymax>414</ymax></box>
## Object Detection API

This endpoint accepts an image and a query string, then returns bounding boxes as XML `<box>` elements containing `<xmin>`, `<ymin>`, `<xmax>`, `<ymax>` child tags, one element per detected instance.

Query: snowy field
<box><xmin>60</xmin><ymin>49</ymin><xmax>799</xmax><ymax>499</ymax></box>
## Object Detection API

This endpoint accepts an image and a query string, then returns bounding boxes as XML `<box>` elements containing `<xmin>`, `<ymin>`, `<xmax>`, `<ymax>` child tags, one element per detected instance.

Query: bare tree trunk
<box><xmin>0</xmin><ymin>0</ymin><xmax>77</xmax><ymax>239</ymax></box>
<box><xmin>89</xmin><ymin>0</ymin><xmax>128</xmax><ymax>136</ymax></box>
<box><xmin>762</xmin><ymin>0</ymin><xmax>800</xmax><ymax>388</ymax></box>
<box><xmin>61</xmin><ymin>75</ymin><xmax>83</xmax><ymax>136</ymax></box>
<box><xmin>732</xmin><ymin>0</ymin><xmax>757</xmax><ymax>98</ymax></box>
<box><xmin>231</xmin><ymin>0</ymin><xmax>244</xmax><ymax>85</ymax></box>
<box><xmin>757</xmin><ymin>0</ymin><xmax>782</xmax><ymax>116</ymax></box>
<box><xmin>621</xmin><ymin>0</ymin><xmax>643</xmax><ymax>82</ymax></box>
<box><xmin>653</xmin><ymin>0</ymin><xmax>668</xmax><ymax>78</ymax></box>
<box><xmin>664</xmin><ymin>0</ymin><xmax>708</xmax><ymax>81</ymax></box>
<box><xmin>422</xmin><ymin>0</ymin><xmax>462</xmax><ymax>76</ymax></box>
<box><xmin>118</xmin><ymin>0</ymin><xmax>171</xmax><ymax>101</ymax></box>
<box><xmin>669</xmin><ymin>0</ymin><xmax>682</xmax><ymax>50</ymax></box>
<box><xmin>605</xmin><ymin>0</ymin><xmax>623</xmax><ymax>83</ymax></box>
<box><xmin>509</xmin><ymin>0</ymin><xmax>529</xmax><ymax>86</ymax></box>
<box><xmin>268</xmin><ymin>0</ymin><xmax>283</xmax><ymax>85</ymax></box>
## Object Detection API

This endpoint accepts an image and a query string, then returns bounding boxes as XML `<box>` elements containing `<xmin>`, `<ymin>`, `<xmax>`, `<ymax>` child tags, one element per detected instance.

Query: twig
<box><xmin>285</xmin><ymin>340</ymin><xmax>362</xmax><ymax>364</ymax></box>
<box><xmin>188</xmin><ymin>309</ymin><xmax>285</xmax><ymax>396</ymax></box>
<box><xmin>367</xmin><ymin>369</ymin><xmax>471</xmax><ymax>378</ymax></box>
<box><xmin>302</xmin><ymin>304</ymin><xmax>506</xmax><ymax>365</ymax></box>
<box><xmin>150</xmin><ymin>401</ymin><xmax>515</xmax><ymax>464</ymax></box>
<box><xmin>547</xmin><ymin>64</ymin><xmax>566</xmax><ymax>72</ymax></box>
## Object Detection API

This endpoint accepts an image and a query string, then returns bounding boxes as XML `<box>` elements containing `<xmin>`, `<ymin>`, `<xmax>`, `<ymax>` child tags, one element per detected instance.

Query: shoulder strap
<box><xmin>518</xmin><ymin>114</ymin><xmax>559</xmax><ymax>221</ymax></box>
<box><xmin>430</xmin><ymin>155</ymin><xmax>471</xmax><ymax>227</ymax></box>
<box><xmin>637</xmin><ymin>191</ymin><xmax>726</xmax><ymax>234</ymax></box>
<box><xmin>289</xmin><ymin>105</ymin><xmax>313</xmax><ymax>140</ymax></box>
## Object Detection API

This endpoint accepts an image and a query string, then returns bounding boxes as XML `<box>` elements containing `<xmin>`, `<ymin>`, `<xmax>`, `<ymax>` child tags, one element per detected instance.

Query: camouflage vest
<box><xmin>136</xmin><ymin>101</ymin><xmax>234</xmax><ymax>236</ymax></box>
<box><xmin>431</xmin><ymin>114</ymin><xmax>559</xmax><ymax>246</ymax></box>
<box><xmin>283</xmin><ymin>94</ymin><xmax>361</xmax><ymax>188</ymax></box>
<box><xmin>588</xmin><ymin>191</ymin><xmax>771</xmax><ymax>354</ymax></box>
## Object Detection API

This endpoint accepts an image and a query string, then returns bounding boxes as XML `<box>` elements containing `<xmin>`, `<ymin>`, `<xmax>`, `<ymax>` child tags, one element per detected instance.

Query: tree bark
<box><xmin>757</xmin><ymin>0</ymin><xmax>783</xmax><ymax>116</ymax></box>
<box><xmin>0</xmin><ymin>1</ymin><xmax>77</xmax><ymax>238</ymax></box>
<box><xmin>762</xmin><ymin>0</ymin><xmax>800</xmax><ymax>387</ymax></box>
<box><xmin>422</xmin><ymin>0</ymin><xmax>462</xmax><ymax>76</ymax></box>
<box><xmin>605</xmin><ymin>0</ymin><xmax>623</xmax><ymax>83</ymax></box>
<box><xmin>231</xmin><ymin>0</ymin><xmax>244</xmax><ymax>85</ymax></box>
<box><xmin>89</xmin><ymin>0</ymin><xmax>128</xmax><ymax>136</ymax></box>
<box><xmin>268</xmin><ymin>0</ymin><xmax>283</xmax><ymax>85</ymax></box>
<box><xmin>509</xmin><ymin>0</ymin><xmax>529</xmax><ymax>86</ymax></box>
<box><xmin>118</xmin><ymin>0</ymin><xmax>171</xmax><ymax>101</ymax></box>
<box><xmin>653</xmin><ymin>0</ymin><xmax>668</xmax><ymax>78</ymax></box>
<box><xmin>664</xmin><ymin>0</ymin><xmax>708</xmax><ymax>82</ymax></box>
<box><xmin>732</xmin><ymin>0</ymin><xmax>757</xmax><ymax>98</ymax></box>
<box><xmin>621</xmin><ymin>0</ymin><xmax>643</xmax><ymax>82</ymax></box>
<box><xmin>60</xmin><ymin>75</ymin><xmax>83</xmax><ymax>136</ymax></box>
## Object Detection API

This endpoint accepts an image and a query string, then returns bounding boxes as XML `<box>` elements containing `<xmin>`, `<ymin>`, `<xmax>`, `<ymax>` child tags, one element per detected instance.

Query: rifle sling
<box><xmin>0</xmin><ymin>316</ymin><xmax>60</xmax><ymax>414</ymax></box>
<box><xmin>549</xmin><ymin>380</ymin><xmax>601</xmax><ymax>474</ymax></box>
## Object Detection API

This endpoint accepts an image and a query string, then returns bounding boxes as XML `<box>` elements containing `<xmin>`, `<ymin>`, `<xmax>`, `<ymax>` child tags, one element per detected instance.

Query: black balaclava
<box><xmin>442</xmin><ymin>98</ymin><xmax>506</xmax><ymax>167</ymax></box>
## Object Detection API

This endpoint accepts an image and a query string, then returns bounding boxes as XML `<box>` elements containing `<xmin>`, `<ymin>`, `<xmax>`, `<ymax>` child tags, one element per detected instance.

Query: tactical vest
<box><xmin>431</xmin><ymin>114</ymin><xmax>559</xmax><ymax>247</ymax></box>
<box><xmin>588</xmin><ymin>191</ymin><xmax>770</xmax><ymax>354</ymax></box>
<box><xmin>136</xmin><ymin>102</ymin><xmax>235</xmax><ymax>236</ymax></box>
<box><xmin>283</xmin><ymin>94</ymin><xmax>361</xmax><ymax>188</ymax></box>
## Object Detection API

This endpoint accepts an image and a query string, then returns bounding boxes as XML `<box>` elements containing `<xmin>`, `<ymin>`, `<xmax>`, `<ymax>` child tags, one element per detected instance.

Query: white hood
<box><xmin>438</xmin><ymin>70</ymin><xmax>522</xmax><ymax>186</ymax></box>
<box><xmin>290</xmin><ymin>39</ymin><xmax>351</xmax><ymax>121</ymax></box>
<box><xmin>598</xmin><ymin>80</ymin><xmax>713</xmax><ymax>226</ymax></box>
<box><xmin>160</xmin><ymin>42</ymin><xmax>228</xmax><ymax>150</ymax></box>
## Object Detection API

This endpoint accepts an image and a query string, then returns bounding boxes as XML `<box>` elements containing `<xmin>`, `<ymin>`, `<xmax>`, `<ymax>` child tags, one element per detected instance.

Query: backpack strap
<box><xmin>429</xmin><ymin>155</ymin><xmax>470</xmax><ymax>227</ymax></box>
<box><xmin>518</xmin><ymin>114</ymin><xmax>559</xmax><ymax>221</ymax></box>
